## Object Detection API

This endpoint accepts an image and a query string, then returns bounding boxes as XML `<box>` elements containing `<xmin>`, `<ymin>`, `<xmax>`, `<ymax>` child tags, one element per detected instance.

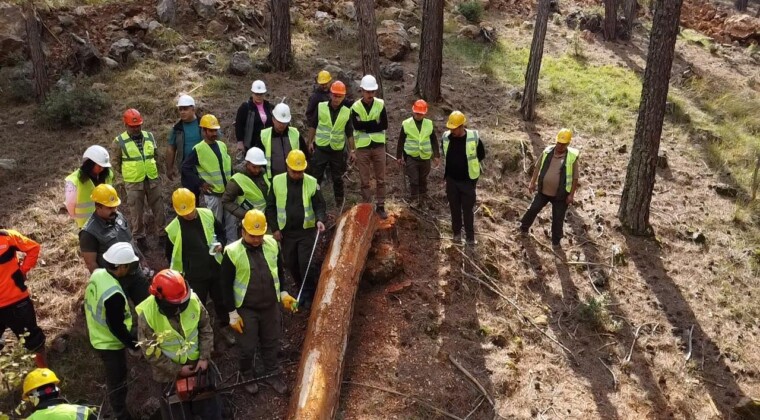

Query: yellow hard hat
<box><xmin>446</xmin><ymin>111</ymin><xmax>466</xmax><ymax>129</ymax></box>
<box><xmin>91</xmin><ymin>184</ymin><xmax>121</xmax><ymax>207</ymax></box>
<box><xmin>23</xmin><ymin>368</ymin><xmax>60</xmax><ymax>398</ymax></box>
<box><xmin>556</xmin><ymin>128</ymin><xmax>573</xmax><ymax>144</ymax></box>
<box><xmin>286</xmin><ymin>149</ymin><xmax>308</xmax><ymax>171</ymax></box>
<box><xmin>172</xmin><ymin>188</ymin><xmax>196</xmax><ymax>216</ymax></box>
<box><xmin>317</xmin><ymin>70</ymin><xmax>332</xmax><ymax>84</ymax></box>
<box><xmin>242</xmin><ymin>210</ymin><xmax>267</xmax><ymax>235</ymax></box>
<box><xmin>199</xmin><ymin>114</ymin><xmax>221</xmax><ymax>130</ymax></box>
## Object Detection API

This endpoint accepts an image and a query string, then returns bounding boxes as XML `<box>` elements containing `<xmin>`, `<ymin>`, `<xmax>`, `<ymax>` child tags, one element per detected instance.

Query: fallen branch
<box><xmin>463</xmin><ymin>395</ymin><xmax>485</xmax><ymax>420</ymax></box>
<box><xmin>448</xmin><ymin>355</ymin><xmax>494</xmax><ymax>407</ymax></box>
<box><xmin>343</xmin><ymin>381</ymin><xmax>464</xmax><ymax>420</ymax></box>
<box><xmin>685</xmin><ymin>325</ymin><xmax>694</xmax><ymax>361</ymax></box>
<box><xmin>625</xmin><ymin>323</ymin><xmax>657</xmax><ymax>363</ymax></box>
<box><xmin>598</xmin><ymin>357</ymin><xmax>617</xmax><ymax>390</ymax></box>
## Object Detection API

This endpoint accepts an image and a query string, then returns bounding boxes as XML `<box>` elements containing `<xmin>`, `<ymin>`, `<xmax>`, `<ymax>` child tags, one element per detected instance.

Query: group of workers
<box><xmin>1</xmin><ymin>68</ymin><xmax>580</xmax><ymax>419</ymax></box>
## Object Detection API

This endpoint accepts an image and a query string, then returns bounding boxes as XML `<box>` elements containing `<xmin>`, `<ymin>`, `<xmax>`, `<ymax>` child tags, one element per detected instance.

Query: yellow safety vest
<box><xmin>539</xmin><ymin>146</ymin><xmax>580</xmax><ymax>193</ymax></box>
<box><xmin>261</xmin><ymin>127</ymin><xmax>300</xmax><ymax>179</ymax></box>
<box><xmin>315</xmin><ymin>101</ymin><xmax>351</xmax><ymax>150</ymax></box>
<box><xmin>136</xmin><ymin>294</ymin><xmax>201</xmax><ymax>365</ymax></box>
<box><xmin>231</xmin><ymin>173</ymin><xmax>269</xmax><ymax>212</ymax></box>
<box><xmin>114</xmin><ymin>131</ymin><xmax>158</xmax><ymax>183</ymax></box>
<box><xmin>65</xmin><ymin>170</ymin><xmax>115</xmax><ymax>228</ymax></box>
<box><xmin>223</xmin><ymin>236</ymin><xmax>281</xmax><ymax>308</ymax></box>
<box><xmin>27</xmin><ymin>404</ymin><xmax>94</xmax><ymax>420</ymax></box>
<box><xmin>164</xmin><ymin>208</ymin><xmax>222</xmax><ymax>273</ymax></box>
<box><xmin>442</xmin><ymin>129</ymin><xmax>481</xmax><ymax>180</ymax></box>
<box><xmin>352</xmin><ymin>98</ymin><xmax>386</xmax><ymax>148</ymax></box>
<box><xmin>84</xmin><ymin>269</ymin><xmax>133</xmax><ymax>350</ymax></box>
<box><xmin>194</xmin><ymin>141</ymin><xmax>232</xmax><ymax>194</ymax></box>
<box><xmin>402</xmin><ymin>117</ymin><xmax>434</xmax><ymax>160</ymax></box>
<box><xmin>272</xmin><ymin>173</ymin><xmax>318</xmax><ymax>230</ymax></box>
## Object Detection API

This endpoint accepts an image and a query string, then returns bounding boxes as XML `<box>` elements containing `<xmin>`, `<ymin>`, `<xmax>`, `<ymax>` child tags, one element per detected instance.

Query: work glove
<box><xmin>281</xmin><ymin>292</ymin><xmax>298</xmax><ymax>313</ymax></box>
<box><xmin>229</xmin><ymin>310</ymin><xmax>244</xmax><ymax>334</ymax></box>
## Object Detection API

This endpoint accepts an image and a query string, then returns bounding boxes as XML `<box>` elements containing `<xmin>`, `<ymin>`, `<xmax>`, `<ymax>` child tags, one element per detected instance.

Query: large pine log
<box><xmin>287</xmin><ymin>204</ymin><xmax>379</xmax><ymax>419</ymax></box>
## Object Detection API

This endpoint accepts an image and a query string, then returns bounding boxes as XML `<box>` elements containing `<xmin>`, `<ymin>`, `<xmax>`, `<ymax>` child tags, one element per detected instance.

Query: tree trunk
<box><xmin>24</xmin><ymin>2</ymin><xmax>49</xmax><ymax>103</ymax></box>
<box><xmin>414</xmin><ymin>0</ymin><xmax>444</xmax><ymax>101</ymax></box>
<box><xmin>604</xmin><ymin>0</ymin><xmax>618</xmax><ymax>41</ymax></box>
<box><xmin>519</xmin><ymin>0</ymin><xmax>550</xmax><ymax>121</ymax></box>
<box><xmin>735</xmin><ymin>0</ymin><xmax>748</xmax><ymax>11</ymax></box>
<box><xmin>622</xmin><ymin>0</ymin><xmax>637</xmax><ymax>39</ymax></box>
<box><xmin>267</xmin><ymin>0</ymin><xmax>293</xmax><ymax>71</ymax></box>
<box><xmin>355</xmin><ymin>0</ymin><xmax>384</xmax><ymax>98</ymax></box>
<box><xmin>618</xmin><ymin>0</ymin><xmax>684</xmax><ymax>235</ymax></box>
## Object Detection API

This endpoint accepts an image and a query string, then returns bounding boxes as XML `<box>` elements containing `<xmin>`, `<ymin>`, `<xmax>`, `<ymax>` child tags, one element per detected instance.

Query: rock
<box><xmin>55</xmin><ymin>77</ymin><xmax>74</xmax><ymax>92</ymax></box>
<box><xmin>522</xmin><ymin>20</ymin><xmax>534</xmax><ymax>30</ymax></box>
<box><xmin>230</xmin><ymin>35</ymin><xmax>251</xmax><ymax>51</ymax></box>
<box><xmin>408</xmin><ymin>26</ymin><xmax>420</xmax><ymax>36</ymax></box>
<box><xmin>191</xmin><ymin>0</ymin><xmax>217</xmax><ymax>19</ymax></box>
<box><xmin>58</xmin><ymin>14</ymin><xmax>75</xmax><ymax>27</ymax></box>
<box><xmin>336</xmin><ymin>1</ymin><xmax>356</xmax><ymax>20</ymax></box>
<box><xmin>725</xmin><ymin>14</ymin><xmax>760</xmax><ymax>40</ymax></box>
<box><xmin>206</xmin><ymin>19</ymin><xmax>225</xmax><ymax>35</ymax></box>
<box><xmin>377</xmin><ymin>20</ymin><xmax>411</xmax><ymax>61</ymax></box>
<box><xmin>380</xmin><ymin>62</ymin><xmax>403</xmax><ymax>81</ymax></box>
<box><xmin>128</xmin><ymin>49</ymin><xmax>145</xmax><ymax>63</ymax></box>
<box><xmin>532</xmin><ymin>314</ymin><xmax>549</xmax><ymax>326</ymax></box>
<box><xmin>91</xmin><ymin>82</ymin><xmax>107</xmax><ymax>91</ymax></box>
<box><xmin>228</xmin><ymin>51</ymin><xmax>252</xmax><ymax>75</ymax></box>
<box><xmin>617</xmin><ymin>144</ymin><xmax>627</xmax><ymax>154</ymax></box>
<box><xmin>480</xmin><ymin>21</ymin><xmax>497</xmax><ymax>41</ymax></box>
<box><xmin>315</xmin><ymin>11</ymin><xmax>331</xmax><ymax>20</ymax></box>
<box><xmin>314</xmin><ymin>57</ymin><xmax>329</xmax><ymax>67</ymax></box>
<box><xmin>73</xmin><ymin>6</ymin><xmax>90</xmax><ymax>16</ymax></box>
<box><xmin>566</xmin><ymin>9</ymin><xmax>603</xmax><ymax>33</ymax></box>
<box><xmin>123</xmin><ymin>15</ymin><xmax>149</xmax><ymax>31</ymax></box>
<box><xmin>507</xmin><ymin>88</ymin><xmax>522</xmax><ymax>100</ymax></box>
<box><xmin>157</xmin><ymin>0</ymin><xmax>176</xmax><ymax>23</ymax></box>
<box><xmin>195</xmin><ymin>53</ymin><xmax>217</xmax><ymax>70</ymax></box>
<box><xmin>458</xmin><ymin>25</ymin><xmax>481</xmax><ymax>39</ymax></box>
<box><xmin>175</xmin><ymin>44</ymin><xmax>191</xmax><ymax>55</ymax></box>
<box><xmin>410</xmin><ymin>42</ymin><xmax>418</xmax><ymax>50</ymax></box>
<box><xmin>109</xmin><ymin>38</ymin><xmax>135</xmax><ymax>62</ymax></box>
<box><xmin>147</xmin><ymin>20</ymin><xmax>162</xmax><ymax>32</ymax></box>
<box><xmin>254</xmin><ymin>59</ymin><xmax>272</xmax><ymax>73</ymax></box>
<box><xmin>0</xmin><ymin>3</ymin><xmax>26</xmax><ymax>64</ymax></box>
<box><xmin>656</xmin><ymin>152</ymin><xmax>668</xmax><ymax>169</ymax></box>
<box><xmin>51</xmin><ymin>26</ymin><xmax>63</xmax><ymax>35</ymax></box>
<box><xmin>711</xmin><ymin>183</ymin><xmax>738</xmax><ymax>198</ymax></box>
<box><xmin>103</xmin><ymin>57</ymin><xmax>119</xmax><ymax>69</ymax></box>
<box><xmin>74</xmin><ymin>43</ymin><xmax>102</xmax><ymax>75</ymax></box>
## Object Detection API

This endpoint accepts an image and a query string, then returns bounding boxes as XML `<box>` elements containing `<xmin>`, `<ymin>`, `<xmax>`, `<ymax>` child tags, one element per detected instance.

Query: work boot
<box><xmin>376</xmin><ymin>205</ymin><xmax>388</xmax><ymax>220</ymax></box>
<box><xmin>452</xmin><ymin>233</ymin><xmax>462</xmax><ymax>244</ymax></box>
<box><xmin>465</xmin><ymin>237</ymin><xmax>478</xmax><ymax>246</ymax></box>
<box><xmin>266</xmin><ymin>375</ymin><xmax>288</xmax><ymax>394</ymax></box>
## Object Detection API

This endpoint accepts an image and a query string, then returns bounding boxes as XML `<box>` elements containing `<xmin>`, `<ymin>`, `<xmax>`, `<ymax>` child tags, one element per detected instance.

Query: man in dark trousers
<box><xmin>266</xmin><ymin>150</ymin><xmax>327</xmax><ymax>310</ymax></box>
<box><xmin>307</xmin><ymin>80</ymin><xmax>355</xmax><ymax>206</ymax></box>
<box><xmin>260</xmin><ymin>103</ymin><xmax>308</xmax><ymax>180</ymax></box>
<box><xmin>520</xmin><ymin>129</ymin><xmax>580</xmax><ymax>247</ymax></box>
<box><xmin>304</xmin><ymin>70</ymin><xmax>333</xmax><ymax>124</ymax></box>
<box><xmin>222</xmin><ymin>147</ymin><xmax>270</xmax><ymax>220</ymax></box>
<box><xmin>396</xmin><ymin>99</ymin><xmax>440</xmax><ymax>208</ymax></box>
<box><xmin>235</xmin><ymin>80</ymin><xmax>274</xmax><ymax>157</ymax></box>
<box><xmin>442</xmin><ymin>111</ymin><xmax>486</xmax><ymax>245</ymax></box>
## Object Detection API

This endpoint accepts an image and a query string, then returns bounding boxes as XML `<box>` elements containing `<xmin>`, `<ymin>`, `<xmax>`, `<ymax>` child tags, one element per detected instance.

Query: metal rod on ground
<box><xmin>296</xmin><ymin>229</ymin><xmax>321</xmax><ymax>304</ymax></box>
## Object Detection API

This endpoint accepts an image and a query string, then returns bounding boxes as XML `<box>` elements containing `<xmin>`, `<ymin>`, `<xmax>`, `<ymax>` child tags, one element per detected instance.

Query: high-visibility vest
<box><xmin>84</xmin><ymin>269</ymin><xmax>133</xmax><ymax>350</ymax></box>
<box><xmin>136</xmin><ymin>294</ymin><xmax>201</xmax><ymax>365</ymax></box>
<box><xmin>194</xmin><ymin>141</ymin><xmax>232</xmax><ymax>194</ymax></box>
<box><xmin>224</xmin><ymin>236</ymin><xmax>280</xmax><ymax>308</ymax></box>
<box><xmin>164</xmin><ymin>208</ymin><xmax>221</xmax><ymax>273</ymax></box>
<box><xmin>442</xmin><ymin>129</ymin><xmax>481</xmax><ymax>180</ymax></box>
<box><xmin>402</xmin><ymin>117</ymin><xmax>434</xmax><ymax>160</ymax></box>
<box><xmin>539</xmin><ymin>146</ymin><xmax>580</xmax><ymax>193</ymax></box>
<box><xmin>231</xmin><ymin>173</ymin><xmax>269</xmax><ymax>212</ymax></box>
<box><xmin>27</xmin><ymin>403</ymin><xmax>94</xmax><ymax>420</ymax></box>
<box><xmin>261</xmin><ymin>127</ymin><xmax>300</xmax><ymax>179</ymax></box>
<box><xmin>65</xmin><ymin>170</ymin><xmax>114</xmax><ymax>228</ymax></box>
<box><xmin>114</xmin><ymin>131</ymin><xmax>159</xmax><ymax>183</ymax></box>
<box><xmin>272</xmin><ymin>173</ymin><xmax>317</xmax><ymax>230</ymax></box>
<box><xmin>315</xmin><ymin>102</ymin><xmax>351</xmax><ymax>151</ymax></box>
<box><xmin>352</xmin><ymin>98</ymin><xmax>386</xmax><ymax>148</ymax></box>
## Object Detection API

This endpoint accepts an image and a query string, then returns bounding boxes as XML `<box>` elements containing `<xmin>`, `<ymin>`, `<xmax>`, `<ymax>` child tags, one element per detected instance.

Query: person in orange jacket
<box><xmin>0</xmin><ymin>229</ymin><xmax>46</xmax><ymax>367</ymax></box>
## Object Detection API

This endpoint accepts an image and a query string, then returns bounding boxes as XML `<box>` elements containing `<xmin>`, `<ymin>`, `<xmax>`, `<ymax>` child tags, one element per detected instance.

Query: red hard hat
<box><xmin>412</xmin><ymin>99</ymin><xmax>428</xmax><ymax>115</ymax></box>
<box><xmin>330</xmin><ymin>81</ymin><xmax>347</xmax><ymax>95</ymax></box>
<box><xmin>149</xmin><ymin>269</ymin><xmax>190</xmax><ymax>304</ymax></box>
<box><xmin>123</xmin><ymin>108</ymin><xmax>143</xmax><ymax>127</ymax></box>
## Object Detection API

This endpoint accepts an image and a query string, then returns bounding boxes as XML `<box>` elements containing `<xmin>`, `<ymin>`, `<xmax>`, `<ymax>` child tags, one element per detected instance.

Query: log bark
<box><xmin>414</xmin><ymin>0</ymin><xmax>444</xmax><ymax>101</ymax></box>
<box><xmin>735</xmin><ymin>0</ymin><xmax>748</xmax><ymax>11</ymax></box>
<box><xmin>519</xmin><ymin>0</ymin><xmax>550</xmax><ymax>121</ymax></box>
<box><xmin>24</xmin><ymin>2</ymin><xmax>49</xmax><ymax>103</ymax></box>
<box><xmin>622</xmin><ymin>0</ymin><xmax>637</xmax><ymax>39</ymax></box>
<box><xmin>604</xmin><ymin>0</ymin><xmax>618</xmax><ymax>41</ymax></box>
<box><xmin>618</xmin><ymin>0</ymin><xmax>684</xmax><ymax>235</ymax></box>
<box><xmin>356</xmin><ymin>0</ymin><xmax>384</xmax><ymax>98</ymax></box>
<box><xmin>287</xmin><ymin>204</ymin><xmax>379</xmax><ymax>419</ymax></box>
<box><xmin>267</xmin><ymin>0</ymin><xmax>293</xmax><ymax>71</ymax></box>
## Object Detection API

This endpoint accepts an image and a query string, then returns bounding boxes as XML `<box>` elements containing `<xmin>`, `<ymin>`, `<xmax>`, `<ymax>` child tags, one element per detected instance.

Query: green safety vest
<box><xmin>539</xmin><ymin>146</ymin><xmax>580</xmax><ymax>193</ymax></box>
<box><xmin>84</xmin><ymin>269</ymin><xmax>133</xmax><ymax>351</ymax></box>
<box><xmin>315</xmin><ymin>101</ymin><xmax>351</xmax><ymax>150</ymax></box>
<box><xmin>352</xmin><ymin>98</ymin><xmax>386</xmax><ymax>148</ymax></box>
<box><xmin>261</xmin><ymin>127</ymin><xmax>300</xmax><ymax>179</ymax></box>
<box><xmin>65</xmin><ymin>170</ymin><xmax>115</xmax><ymax>228</ymax></box>
<box><xmin>194</xmin><ymin>141</ymin><xmax>232</xmax><ymax>194</ymax></box>
<box><xmin>231</xmin><ymin>173</ymin><xmax>269</xmax><ymax>212</ymax></box>
<box><xmin>442</xmin><ymin>129</ymin><xmax>481</xmax><ymax>180</ymax></box>
<box><xmin>402</xmin><ymin>117</ymin><xmax>434</xmax><ymax>160</ymax></box>
<box><xmin>27</xmin><ymin>404</ymin><xmax>94</xmax><ymax>420</ymax></box>
<box><xmin>136</xmin><ymin>294</ymin><xmax>201</xmax><ymax>365</ymax></box>
<box><xmin>114</xmin><ymin>131</ymin><xmax>158</xmax><ymax>183</ymax></box>
<box><xmin>272</xmin><ymin>173</ymin><xmax>317</xmax><ymax>230</ymax></box>
<box><xmin>224</xmin><ymin>236</ymin><xmax>281</xmax><ymax>308</ymax></box>
<box><xmin>164</xmin><ymin>208</ymin><xmax>222</xmax><ymax>273</ymax></box>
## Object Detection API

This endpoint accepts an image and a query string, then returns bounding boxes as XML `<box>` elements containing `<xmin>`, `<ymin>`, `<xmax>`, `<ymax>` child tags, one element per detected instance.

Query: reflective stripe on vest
<box><xmin>402</xmin><ymin>117</ymin><xmax>434</xmax><ymax>159</ymax></box>
<box><xmin>442</xmin><ymin>129</ymin><xmax>481</xmax><ymax>180</ymax></box>
<box><xmin>315</xmin><ymin>101</ymin><xmax>351</xmax><ymax>150</ymax></box>
<box><xmin>272</xmin><ymin>173</ymin><xmax>317</xmax><ymax>230</ymax></box>
<box><xmin>164</xmin><ymin>208</ymin><xmax>221</xmax><ymax>273</ymax></box>
<box><xmin>136</xmin><ymin>294</ymin><xmax>201</xmax><ymax>364</ymax></box>
<box><xmin>261</xmin><ymin>127</ymin><xmax>300</xmax><ymax>179</ymax></box>
<box><xmin>115</xmin><ymin>131</ymin><xmax>159</xmax><ymax>183</ymax></box>
<box><xmin>65</xmin><ymin>170</ymin><xmax>115</xmax><ymax>228</ymax></box>
<box><xmin>223</xmin><ymin>236</ymin><xmax>281</xmax><ymax>308</ymax></box>
<box><xmin>539</xmin><ymin>146</ymin><xmax>580</xmax><ymax>193</ymax></box>
<box><xmin>194</xmin><ymin>141</ymin><xmax>232</xmax><ymax>194</ymax></box>
<box><xmin>352</xmin><ymin>98</ymin><xmax>386</xmax><ymax>148</ymax></box>
<box><xmin>84</xmin><ymin>269</ymin><xmax>133</xmax><ymax>350</ymax></box>
<box><xmin>231</xmin><ymin>173</ymin><xmax>269</xmax><ymax>212</ymax></box>
<box><xmin>27</xmin><ymin>404</ymin><xmax>92</xmax><ymax>420</ymax></box>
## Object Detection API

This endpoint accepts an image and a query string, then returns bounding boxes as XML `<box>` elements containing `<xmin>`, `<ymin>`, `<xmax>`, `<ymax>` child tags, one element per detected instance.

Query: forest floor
<box><xmin>1</xmin><ymin>0</ymin><xmax>760</xmax><ymax>418</ymax></box>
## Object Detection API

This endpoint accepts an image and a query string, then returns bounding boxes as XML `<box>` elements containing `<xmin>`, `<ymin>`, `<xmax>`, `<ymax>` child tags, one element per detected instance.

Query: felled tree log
<box><xmin>287</xmin><ymin>204</ymin><xmax>379</xmax><ymax>419</ymax></box>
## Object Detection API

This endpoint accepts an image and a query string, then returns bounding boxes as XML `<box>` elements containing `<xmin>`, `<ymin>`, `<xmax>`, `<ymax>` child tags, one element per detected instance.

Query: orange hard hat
<box><xmin>330</xmin><ymin>81</ymin><xmax>347</xmax><ymax>95</ymax></box>
<box><xmin>149</xmin><ymin>269</ymin><xmax>190</xmax><ymax>304</ymax></box>
<box><xmin>123</xmin><ymin>109</ymin><xmax>143</xmax><ymax>127</ymax></box>
<box><xmin>412</xmin><ymin>99</ymin><xmax>428</xmax><ymax>115</ymax></box>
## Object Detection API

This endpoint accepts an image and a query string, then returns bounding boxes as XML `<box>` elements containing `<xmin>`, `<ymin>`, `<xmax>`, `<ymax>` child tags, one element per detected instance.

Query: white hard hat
<box><xmin>251</xmin><ymin>80</ymin><xmax>267</xmax><ymax>94</ymax></box>
<box><xmin>360</xmin><ymin>75</ymin><xmax>378</xmax><ymax>91</ymax></box>
<box><xmin>83</xmin><ymin>145</ymin><xmax>111</xmax><ymax>168</ymax></box>
<box><xmin>273</xmin><ymin>103</ymin><xmax>291</xmax><ymax>123</ymax></box>
<box><xmin>245</xmin><ymin>147</ymin><xmax>268</xmax><ymax>165</ymax></box>
<box><xmin>176</xmin><ymin>94</ymin><xmax>195</xmax><ymax>107</ymax></box>
<box><xmin>103</xmin><ymin>242</ymin><xmax>139</xmax><ymax>265</ymax></box>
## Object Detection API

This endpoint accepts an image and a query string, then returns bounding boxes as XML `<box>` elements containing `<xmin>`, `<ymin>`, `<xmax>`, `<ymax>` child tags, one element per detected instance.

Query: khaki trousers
<box><xmin>356</xmin><ymin>146</ymin><xmax>386</xmax><ymax>205</ymax></box>
<box><xmin>125</xmin><ymin>178</ymin><xmax>165</xmax><ymax>240</ymax></box>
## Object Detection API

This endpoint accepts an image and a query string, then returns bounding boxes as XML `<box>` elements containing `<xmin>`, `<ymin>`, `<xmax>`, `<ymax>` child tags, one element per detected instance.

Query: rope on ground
<box><xmin>342</xmin><ymin>381</ymin><xmax>464</xmax><ymax>420</ymax></box>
